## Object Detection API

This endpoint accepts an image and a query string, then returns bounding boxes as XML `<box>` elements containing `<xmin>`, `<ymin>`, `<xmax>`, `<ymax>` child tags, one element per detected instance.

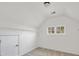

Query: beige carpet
<box><xmin>23</xmin><ymin>47</ymin><xmax>79</xmax><ymax>56</ymax></box>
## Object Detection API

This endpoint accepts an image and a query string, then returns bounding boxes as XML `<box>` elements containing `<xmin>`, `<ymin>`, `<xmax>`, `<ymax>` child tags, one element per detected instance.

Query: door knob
<box><xmin>16</xmin><ymin>44</ymin><xmax>19</xmax><ymax>47</ymax></box>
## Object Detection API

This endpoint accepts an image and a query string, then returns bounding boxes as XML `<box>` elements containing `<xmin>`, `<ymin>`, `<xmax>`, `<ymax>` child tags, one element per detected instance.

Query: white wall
<box><xmin>0</xmin><ymin>29</ymin><xmax>37</xmax><ymax>56</ymax></box>
<box><xmin>37</xmin><ymin>15</ymin><xmax>79</xmax><ymax>55</ymax></box>
<box><xmin>19</xmin><ymin>31</ymin><xmax>37</xmax><ymax>55</ymax></box>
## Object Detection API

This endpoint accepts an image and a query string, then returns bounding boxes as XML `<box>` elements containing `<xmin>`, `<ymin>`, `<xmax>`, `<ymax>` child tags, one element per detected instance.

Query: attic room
<box><xmin>0</xmin><ymin>2</ymin><xmax>79</xmax><ymax>56</ymax></box>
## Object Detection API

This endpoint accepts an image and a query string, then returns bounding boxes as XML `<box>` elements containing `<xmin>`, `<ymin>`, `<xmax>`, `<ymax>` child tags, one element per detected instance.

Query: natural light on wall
<box><xmin>20</xmin><ymin>30</ymin><xmax>37</xmax><ymax>55</ymax></box>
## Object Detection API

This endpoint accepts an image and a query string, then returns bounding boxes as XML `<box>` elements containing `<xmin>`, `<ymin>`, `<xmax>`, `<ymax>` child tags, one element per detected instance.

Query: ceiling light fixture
<box><xmin>43</xmin><ymin>2</ymin><xmax>56</xmax><ymax>15</ymax></box>
<box><xmin>43</xmin><ymin>2</ymin><xmax>51</xmax><ymax>7</ymax></box>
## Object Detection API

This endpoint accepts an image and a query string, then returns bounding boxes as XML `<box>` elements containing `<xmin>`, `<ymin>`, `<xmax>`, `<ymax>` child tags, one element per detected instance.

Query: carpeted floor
<box><xmin>23</xmin><ymin>47</ymin><xmax>79</xmax><ymax>56</ymax></box>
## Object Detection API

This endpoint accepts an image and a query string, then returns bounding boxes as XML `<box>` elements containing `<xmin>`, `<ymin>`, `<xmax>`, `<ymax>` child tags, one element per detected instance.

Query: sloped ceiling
<box><xmin>0</xmin><ymin>2</ymin><xmax>79</xmax><ymax>30</ymax></box>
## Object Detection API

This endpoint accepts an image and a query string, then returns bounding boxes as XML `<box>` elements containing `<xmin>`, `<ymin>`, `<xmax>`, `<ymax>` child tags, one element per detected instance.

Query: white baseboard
<box><xmin>38</xmin><ymin>46</ymin><xmax>79</xmax><ymax>55</ymax></box>
<box><xmin>20</xmin><ymin>46</ymin><xmax>38</xmax><ymax>56</ymax></box>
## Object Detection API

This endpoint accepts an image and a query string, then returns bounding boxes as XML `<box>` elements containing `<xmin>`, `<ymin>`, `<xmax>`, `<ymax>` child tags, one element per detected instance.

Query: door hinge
<box><xmin>0</xmin><ymin>40</ymin><xmax>1</xmax><ymax>43</ymax></box>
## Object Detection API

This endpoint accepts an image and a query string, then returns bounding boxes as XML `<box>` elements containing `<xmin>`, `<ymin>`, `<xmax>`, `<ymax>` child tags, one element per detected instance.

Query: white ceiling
<box><xmin>0</xmin><ymin>2</ymin><xmax>79</xmax><ymax>30</ymax></box>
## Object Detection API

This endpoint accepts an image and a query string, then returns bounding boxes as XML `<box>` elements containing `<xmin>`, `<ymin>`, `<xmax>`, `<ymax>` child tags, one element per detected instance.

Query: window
<box><xmin>48</xmin><ymin>26</ymin><xmax>64</xmax><ymax>35</ymax></box>
<box><xmin>48</xmin><ymin>27</ymin><xmax>55</xmax><ymax>34</ymax></box>
<box><xmin>56</xmin><ymin>26</ymin><xmax>64</xmax><ymax>33</ymax></box>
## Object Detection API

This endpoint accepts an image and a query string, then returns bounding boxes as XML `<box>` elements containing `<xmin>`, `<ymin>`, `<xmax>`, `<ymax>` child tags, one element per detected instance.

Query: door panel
<box><xmin>0</xmin><ymin>39</ymin><xmax>1</xmax><ymax>56</ymax></box>
<box><xmin>0</xmin><ymin>36</ymin><xmax>19</xmax><ymax>56</ymax></box>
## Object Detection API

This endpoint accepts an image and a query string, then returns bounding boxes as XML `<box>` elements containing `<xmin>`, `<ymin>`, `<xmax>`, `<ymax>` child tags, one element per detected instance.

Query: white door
<box><xmin>0</xmin><ymin>40</ymin><xmax>1</xmax><ymax>56</ymax></box>
<box><xmin>0</xmin><ymin>35</ymin><xmax>19</xmax><ymax>56</ymax></box>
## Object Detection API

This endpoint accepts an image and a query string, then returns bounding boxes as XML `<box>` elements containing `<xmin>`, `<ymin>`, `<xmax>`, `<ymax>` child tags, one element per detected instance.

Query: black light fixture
<box><xmin>43</xmin><ymin>2</ymin><xmax>56</xmax><ymax>15</ymax></box>
<box><xmin>43</xmin><ymin>2</ymin><xmax>51</xmax><ymax>7</ymax></box>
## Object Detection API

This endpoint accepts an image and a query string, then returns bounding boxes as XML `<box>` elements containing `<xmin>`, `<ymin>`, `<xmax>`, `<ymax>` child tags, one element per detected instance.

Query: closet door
<box><xmin>0</xmin><ymin>35</ymin><xmax>19</xmax><ymax>56</ymax></box>
<box><xmin>0</xmin><ymin>39</ymin><xmax>1</xmax><ymax>56</ymax></box>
